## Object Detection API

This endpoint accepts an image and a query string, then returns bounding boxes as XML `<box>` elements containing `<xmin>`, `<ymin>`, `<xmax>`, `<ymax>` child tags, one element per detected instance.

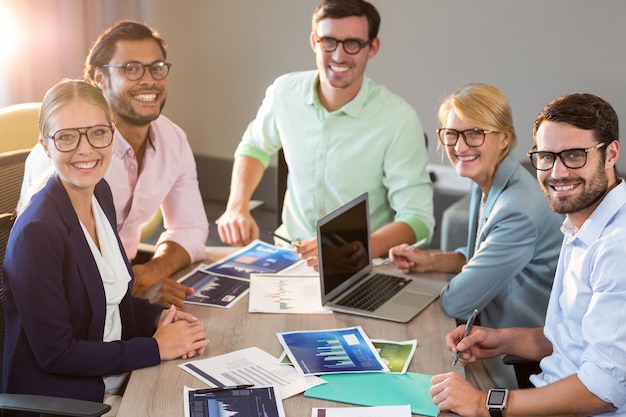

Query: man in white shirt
<box><xmin>430</xmin><ymin>93</ymin><xmax>625</xmax><ymax>417</ymax></box>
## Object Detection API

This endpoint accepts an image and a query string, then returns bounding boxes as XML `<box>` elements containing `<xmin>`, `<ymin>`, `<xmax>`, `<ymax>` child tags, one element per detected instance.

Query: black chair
<box><xmin>503</xmin><ymin>354</ymin><xmax>542</xmax><ymax>389</ymax></box>
<box><xmin>0</xmin><ymin>187</ymin><xmax>110</xmax><ymax>416</ymax></box>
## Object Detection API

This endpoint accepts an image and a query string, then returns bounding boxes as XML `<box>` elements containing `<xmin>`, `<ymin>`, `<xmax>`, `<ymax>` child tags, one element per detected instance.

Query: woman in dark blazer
<box><xmin>2</xmin><ymin>79</ymin><xmax>209</xmax><ymax>416</ymax></box>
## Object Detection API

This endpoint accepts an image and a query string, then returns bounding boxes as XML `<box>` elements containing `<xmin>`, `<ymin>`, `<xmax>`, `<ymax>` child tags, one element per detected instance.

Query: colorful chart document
<box><xmin>276</xmin><ymin>326</ymin><xmax>389</xmax><ymax>376</ymax></box>
<box><xmin>184</xmin><ymin>385</ymin><xmax>286</xmax><ymax>417</ymax></box>
<box><xmin>202</xmin><ymin>240</ymin><xmax>301</xmax><ymax>280</ymax></box>
<box><xmin>371</xmin><ymin>339</ymin><xmax>417</xmax><ymax>374</ymax></box>
<box><xmin>177</xmin><ymin>264</ymin><xmax>249</xmax><ymax>308</ymax></box>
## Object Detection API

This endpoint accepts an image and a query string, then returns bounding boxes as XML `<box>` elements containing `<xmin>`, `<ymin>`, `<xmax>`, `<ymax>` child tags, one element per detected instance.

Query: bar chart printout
<box><xmin>277</xmin><ymin>326</ymin><xmax>388</xmax><ymax>376</ymax></box>
<box><xmin>185</xmin><ymin>386</ymin><xmax>285</xmax><ymax>417</ymax></box>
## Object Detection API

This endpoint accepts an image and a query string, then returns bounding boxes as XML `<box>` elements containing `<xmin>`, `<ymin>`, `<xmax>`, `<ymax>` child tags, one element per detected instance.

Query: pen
<box><xmin>380</xmin><ymin>237</ymin><xmax>428</xmax><ymax>265</ymax></box>
<box><xmin>194</xmin><ymin>384</ymin><xmax>254</xmax><ymax>394</ymax></box>
<box><xmin>452</xmin><ymin>308</ymin><xmax>479</xmax><ymax>367</ymax></box>
<box><xmin>272</xmin><ymin>232</ymin><xmax>294</xmax><ymax>246</ymax></box>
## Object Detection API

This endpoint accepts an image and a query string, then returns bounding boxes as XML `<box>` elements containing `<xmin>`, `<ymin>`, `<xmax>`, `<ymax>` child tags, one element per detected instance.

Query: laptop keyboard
<box><xmin>336</xmin><ymin>273</ymin><xmax>411</xmax><ymax>312</ymax></box>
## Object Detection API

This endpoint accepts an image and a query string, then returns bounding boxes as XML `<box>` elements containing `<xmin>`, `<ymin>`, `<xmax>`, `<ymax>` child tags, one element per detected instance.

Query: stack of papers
<box><xmin>276</xmin><ymin>326</ymin><xmax>438</xmax><ymax>416</ymax></box>
<box><xmin>180</xmin><ymin>346</ymin><xmax>324</xmax><ymax>399</ymax></box>
<box><xmin>276</xmin><ymin>326</ymin><xmax>389</xmax><ymax>376</ymax></box>
<box><xmin>177</xmin><ymin>240</ymin><xmax>302</xmax><ymax>308</ymax></box>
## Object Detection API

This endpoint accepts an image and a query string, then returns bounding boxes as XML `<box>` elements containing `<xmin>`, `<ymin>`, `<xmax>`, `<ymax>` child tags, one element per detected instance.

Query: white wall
<box><xmin>146</xmin><ymin>1</ymin><xmax>626</xmax><ymax>170</ymax></box>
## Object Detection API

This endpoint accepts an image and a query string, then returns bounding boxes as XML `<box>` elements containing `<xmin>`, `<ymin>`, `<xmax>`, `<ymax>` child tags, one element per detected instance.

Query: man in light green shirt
<box><xmin>218</xmin><ymin>0</ymin><xmax>434</xmax><ymax>268</ymax></box>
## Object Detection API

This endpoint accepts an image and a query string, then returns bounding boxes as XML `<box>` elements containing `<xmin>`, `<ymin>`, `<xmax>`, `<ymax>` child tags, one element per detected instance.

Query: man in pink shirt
<box><xmin>19</xmin><ymin>21</ymin><xmax>208</xmax><ymax>309</ymax></box>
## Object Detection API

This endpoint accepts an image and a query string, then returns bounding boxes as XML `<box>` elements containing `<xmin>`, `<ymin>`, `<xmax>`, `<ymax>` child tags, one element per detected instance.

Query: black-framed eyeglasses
<box><xmin>44</xmin><ymin>125</ymin><xmax>114</xmax><ymax>153</ymax></box>
<box><xmin>102</xmin><ymin>60</ymin><xmax>172</xmax><ymax>81</ymax></box>
<box><xmin>436</xmin><ymin>128</ymin><xmax>497</xmax><ymax>147</ymax></box>
<box><xmin>315</xmin><ymin>36</ymin><xmax>371</xmax><ymax>55</ymax></box>
<box><xmin>527</xmin><ymin>142</ymin><xmax>606</xmax><ymax>171</ymax></box>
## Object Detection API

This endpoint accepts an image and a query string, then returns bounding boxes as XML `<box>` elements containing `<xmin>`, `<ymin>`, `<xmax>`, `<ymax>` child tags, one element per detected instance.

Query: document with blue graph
<box><xmin>276</xmin><ymin>326</ymin><xmax>389</xmax><ymax>376</ymax></box>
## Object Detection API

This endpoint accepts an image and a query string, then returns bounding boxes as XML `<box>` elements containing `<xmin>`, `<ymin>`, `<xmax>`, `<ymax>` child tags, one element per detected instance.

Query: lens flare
<box><xmin>0</xmin><ymin>8</ymin><xmax>19</xmax><ymax>61</ymax></box>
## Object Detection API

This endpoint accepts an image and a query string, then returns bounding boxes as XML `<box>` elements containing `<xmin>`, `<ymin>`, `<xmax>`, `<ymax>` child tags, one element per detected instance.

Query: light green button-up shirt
<box><xmin>235</xmin><ymin>70</ymin><xmax>434</xmax><ymax>243</ymax></box>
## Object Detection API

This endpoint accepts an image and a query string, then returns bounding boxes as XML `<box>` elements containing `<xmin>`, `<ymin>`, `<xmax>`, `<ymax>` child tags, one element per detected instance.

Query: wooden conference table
<box><xmin>117</xmin><ymin>246</ymin><xmax>463</xmax><ymax>417</ymax></box>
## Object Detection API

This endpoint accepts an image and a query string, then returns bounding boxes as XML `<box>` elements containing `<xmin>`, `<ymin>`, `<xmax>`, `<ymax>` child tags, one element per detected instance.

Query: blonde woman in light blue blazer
<box><xmin>389</xmin><ymin>83</ymin><xmax>563</xmax><ymax>389</ymax></box>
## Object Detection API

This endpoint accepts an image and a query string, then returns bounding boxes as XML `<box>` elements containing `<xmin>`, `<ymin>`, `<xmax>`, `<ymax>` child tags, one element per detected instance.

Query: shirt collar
<box><xmin>308</xmin><ymin>73</ymin><xmax>371</xmax><ymax>117</ymax></box>
<box><xmin>111</xmin><ymin>124</ymin><xmax>156</xmax><ymax>158</ymax></box>
<box><xmin>563</xmin><ymin>179</ymin><xmax>626</xmax><ymax>245</ymax></box>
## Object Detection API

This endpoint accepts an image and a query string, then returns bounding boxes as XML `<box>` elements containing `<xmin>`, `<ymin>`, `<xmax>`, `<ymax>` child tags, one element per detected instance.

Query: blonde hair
<box><xmin>39</xmin><ymin>79</ymin><xmax>113</xmax><ymax>138</ymax></box>
<box><xmin>438</xmin><ymin>83</ymin><xmax>517</xmax><ymax>162</ymax></box>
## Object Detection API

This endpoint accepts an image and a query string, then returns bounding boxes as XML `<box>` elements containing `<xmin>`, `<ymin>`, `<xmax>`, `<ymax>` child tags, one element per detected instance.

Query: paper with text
<box><xmin>179</xmin><ymin>346</ymin><xmax>324</xmax><ymax>399</ymax></box>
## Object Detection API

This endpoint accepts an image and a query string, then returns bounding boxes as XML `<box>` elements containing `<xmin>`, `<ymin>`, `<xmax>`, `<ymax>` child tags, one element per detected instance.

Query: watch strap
<box><xmin>488</xmin><ymin>409</ymin><xmax>503</xmax><ymax>417</ymax></box>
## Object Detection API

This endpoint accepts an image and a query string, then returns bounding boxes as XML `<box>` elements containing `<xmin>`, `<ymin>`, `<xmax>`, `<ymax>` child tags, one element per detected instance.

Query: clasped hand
<box><xmin>153</xmin><ymin>305</ymin><xmax>210</xmax><ymax>360</ymax></box>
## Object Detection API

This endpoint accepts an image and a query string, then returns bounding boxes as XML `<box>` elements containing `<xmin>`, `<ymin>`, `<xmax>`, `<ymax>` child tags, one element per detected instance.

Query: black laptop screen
<box><xmin>317</xmin><ymin>193</ymin><xmax>371</xmax><ymax>297</ymax></box>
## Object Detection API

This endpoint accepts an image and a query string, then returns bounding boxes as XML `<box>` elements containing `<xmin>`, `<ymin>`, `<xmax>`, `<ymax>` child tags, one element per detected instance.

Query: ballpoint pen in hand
<box><xmin>452</xmin><ymin>308</ymin><xmax>479</xmax><ymax>367</ymax></box>
<box><xmin>272</xmin><ymin>232</ymin><xmax>294</xmax><ymax>247</ymax></box>
<box><xmin>380</xmin><ymin>237</ymin><xmax>428</xmax><ymax>265</ymax></box>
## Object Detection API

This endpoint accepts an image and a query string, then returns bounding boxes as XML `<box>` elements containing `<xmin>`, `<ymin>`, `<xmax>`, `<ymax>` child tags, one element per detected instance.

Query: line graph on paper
<box><xmin>248</xmin><ymin>274</ymin><xmax>331</xmax><ymax>314</ymax></box>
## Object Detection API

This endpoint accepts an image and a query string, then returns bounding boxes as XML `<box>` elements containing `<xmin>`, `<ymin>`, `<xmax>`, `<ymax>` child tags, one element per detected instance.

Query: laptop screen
<box><xmin>317</xmin><ymin>193</ymin><xmax>372</xmax><ymax>301</ymax></box>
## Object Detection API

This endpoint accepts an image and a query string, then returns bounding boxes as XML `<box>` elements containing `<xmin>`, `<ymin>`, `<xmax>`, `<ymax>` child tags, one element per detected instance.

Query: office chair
<box><xmin>0</xmin><ymin>149</ymin><xmax>30</xmax><ymax>216</ymax></box>
<box><xmin>503</xmin><ymin>355</ymin><xmax>542</xmax><ymax>389</ymax></box>
<box><xmin>0</xmin><ymin>102</ymin><xmax>40</xmax><ymax>154</ymax></box>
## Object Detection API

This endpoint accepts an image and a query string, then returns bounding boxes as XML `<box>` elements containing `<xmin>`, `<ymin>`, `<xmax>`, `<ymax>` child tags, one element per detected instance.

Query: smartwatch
<box><xmin>486</xmin><ymin>388</ymin><xmax>509</xmax><ymax>417</ymax></box>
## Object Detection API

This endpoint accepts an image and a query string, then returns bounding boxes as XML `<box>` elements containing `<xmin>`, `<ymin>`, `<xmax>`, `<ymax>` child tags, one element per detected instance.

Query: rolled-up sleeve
<box><xmin>577</xmin><ymin>239</ymin><xmax>626</xmax><ymax>409</ymax></box>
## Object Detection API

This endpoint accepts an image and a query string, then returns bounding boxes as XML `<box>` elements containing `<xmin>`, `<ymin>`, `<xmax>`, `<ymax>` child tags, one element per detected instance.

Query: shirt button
<box><xmin>555</xmin><ymin>317</ymin><xmax>562</xmax><ymax>324</ymax></box>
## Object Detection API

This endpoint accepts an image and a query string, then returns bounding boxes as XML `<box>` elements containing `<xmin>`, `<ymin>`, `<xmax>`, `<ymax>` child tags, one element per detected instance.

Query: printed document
<box><xmin>179</xmin><ymin>346</ymin><xmax>324</xmax><ymax>399</ymax></box>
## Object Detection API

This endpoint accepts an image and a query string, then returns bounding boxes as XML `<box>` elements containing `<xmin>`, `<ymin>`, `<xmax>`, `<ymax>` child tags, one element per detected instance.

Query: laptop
<box><xmin>316</xmin><ymin>193</ymin><xmax>447</xmax><ymax>323</ymax></box>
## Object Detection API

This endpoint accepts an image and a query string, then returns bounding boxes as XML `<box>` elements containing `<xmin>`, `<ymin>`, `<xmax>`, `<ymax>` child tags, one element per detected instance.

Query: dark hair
<box><xmin>312</xmin><ymin>0</ymin><xmax>381</xmax><ymax>40</ymax></box>
<box><xmin>533</xmin><ymin>93</ymin><xmax>619</xmax><ymax>148</ymax></box>
<box><xmin>83</xmin><ymin>20</ymin><xmax>167</xmax><ymax>83</ymax></box>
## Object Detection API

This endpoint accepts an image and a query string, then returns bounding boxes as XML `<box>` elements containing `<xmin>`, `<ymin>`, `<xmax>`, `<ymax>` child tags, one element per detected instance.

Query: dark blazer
<box><xmin>2</xmin><ymin>175</ymin><xmax>164</xmax><ymax>405</ymax></box>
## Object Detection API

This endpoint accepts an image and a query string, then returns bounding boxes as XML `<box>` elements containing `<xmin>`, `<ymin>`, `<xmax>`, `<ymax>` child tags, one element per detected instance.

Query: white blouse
<box><xmin>80</xmin><ymin>195</ymin><xmax>131</xmax><ymax>395</ymax></box>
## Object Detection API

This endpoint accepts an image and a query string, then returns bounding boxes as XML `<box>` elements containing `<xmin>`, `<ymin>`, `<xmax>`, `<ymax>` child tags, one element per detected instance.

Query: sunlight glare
<box><xmin>0</xmin><ymin>7</ymin><xmax>19</xmax><ymax>61</ymax></box>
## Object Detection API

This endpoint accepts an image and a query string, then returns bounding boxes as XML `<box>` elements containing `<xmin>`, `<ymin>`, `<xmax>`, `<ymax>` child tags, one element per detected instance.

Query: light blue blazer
<box><xmin>442</xmin><ymin>154</ymin><xmax>562</xmax><ymax>329</ymax></box>
<box><xmin>441</xmin><ymin>154</ymin><xmax>563</xmax><ymax>387</ymax></box>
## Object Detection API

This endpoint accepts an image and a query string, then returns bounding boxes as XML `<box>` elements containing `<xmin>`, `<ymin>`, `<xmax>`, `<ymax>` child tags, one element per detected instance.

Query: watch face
<box><xmin>488</xmin><ymin>389</ymin><xmax>507</xmax><ymax>406</ymax></box>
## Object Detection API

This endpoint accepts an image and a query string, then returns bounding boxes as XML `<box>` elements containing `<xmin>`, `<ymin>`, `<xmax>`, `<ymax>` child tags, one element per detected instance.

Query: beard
<box><xmin>541</xmin><ymin>162</ymin><xmax>608</xmax><ymax>214</ymax></box>
<box><xmin>107</xmin><ymin>94</ymin><xmax>166</xmax><ymax>127</ymax></box>
<box><xmin>102</xmin><ymin>76</ymin><xmax>165</xmax><ymax>126</ymax></box>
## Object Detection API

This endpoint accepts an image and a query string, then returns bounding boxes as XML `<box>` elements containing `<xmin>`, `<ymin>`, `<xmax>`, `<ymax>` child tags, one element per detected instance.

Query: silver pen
<box><xmin>452</xmin><ymin>309</ymin><xmax>479</xmax><ymax>366</ymax></box>
<box><xmin>380</xmin><ymin>237</ymin><xmax>428</xmax><ymax>265</ymax></box>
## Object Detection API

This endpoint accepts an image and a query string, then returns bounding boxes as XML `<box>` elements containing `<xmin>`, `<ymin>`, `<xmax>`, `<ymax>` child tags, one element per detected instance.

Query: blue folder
<box><xmin>304</xmin><ymin>371</ymin><xmax>439</xmax><ymax>416</ymax></box>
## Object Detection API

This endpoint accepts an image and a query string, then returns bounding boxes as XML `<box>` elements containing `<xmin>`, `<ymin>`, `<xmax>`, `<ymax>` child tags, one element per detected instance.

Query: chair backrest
<box><xmin>0</xmin><ymin>102</ymin><xmax>41</xmax><ymax>154</ymax></box>
<box><xmin>0</xmin><ymin>149</ymin><xmax>30</xmax><ymax>216</ymax></box>
<box><xmin>0</xmin><ymin>213</ymin><xmax>15</xmax><ymax>393</ymax></box>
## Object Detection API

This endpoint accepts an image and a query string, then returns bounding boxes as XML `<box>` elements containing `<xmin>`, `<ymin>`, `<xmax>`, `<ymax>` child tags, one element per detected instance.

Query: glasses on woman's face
<box><xmin>527</xmin><ymin>142</ymin><xmax>606</xmax><ymax>171</ymax></box>
<box><xmin>436</xmin><ymin>128</ymin><xmax>496</xmax><ymax>147</ymax></box>
<box><xmin>45</xmin><ymin>125</ymin><xmax>114</xmax><ymax>153</ymax></box>
<box><xmin>315</xmin><ymin>36</ymin><xmax>371</xmax><ymax>55</ymax></box>
<box><xmin>102</xmin><ymin>60</ymin><xmax>172</xmax><ymax>81</ymax></box>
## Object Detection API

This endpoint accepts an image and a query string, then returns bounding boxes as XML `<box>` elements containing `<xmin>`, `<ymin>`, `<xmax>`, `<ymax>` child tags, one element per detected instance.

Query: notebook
<box><xmin>316</xmin><ymin>193</ymin><xmax>447</xmax><ymax>323</ymax></box>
